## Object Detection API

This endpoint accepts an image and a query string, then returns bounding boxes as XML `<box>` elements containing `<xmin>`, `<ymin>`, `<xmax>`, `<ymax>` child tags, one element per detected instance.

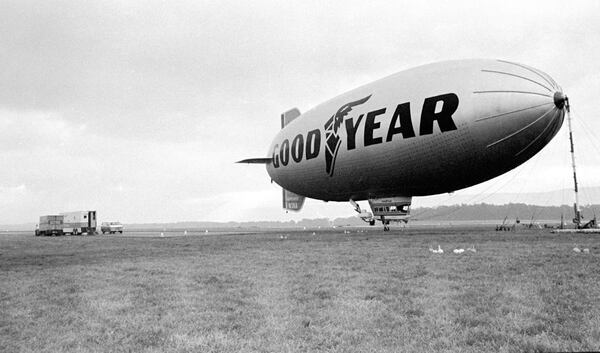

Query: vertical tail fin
<box><xmin>283</xmin><ymin>189</ymin><xmax>305</xmax><ymax>211</ymax></box>
<box><xmin>280</xmin><ymin>108</ymin><xmax>304</xmax><ymax>211</ymax></box>
<box><xmin>281</xmin><ymin>108</ymin><xmax>301</xmax><ymax>128</ymax></box>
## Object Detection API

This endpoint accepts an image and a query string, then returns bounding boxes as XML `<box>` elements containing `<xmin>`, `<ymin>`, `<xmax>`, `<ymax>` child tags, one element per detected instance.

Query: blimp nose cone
<box><xmin>472</xmin><ymin>60</ymin><xmax>567</xmax><ymax>167</ymax></box>
<box><xmin>553</xmin><ymin>91</ymin><xmax>567</xmax><ymax>109</ymax></box>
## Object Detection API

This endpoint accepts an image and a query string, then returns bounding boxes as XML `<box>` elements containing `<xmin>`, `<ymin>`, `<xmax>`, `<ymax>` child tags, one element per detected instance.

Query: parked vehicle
<box><xmin>35</xmin><ymin>215</ymin><xmax>64</xmax><ymax>236</ymax></box>
<box><xmin>35</xmin><ymin>211</ymin><xmax>97</xmax><ymax>236</ymax></box>
<box><xmin>101</xmin><ymin>222</ymin><xmax>123</xmax><ymax>234</ymax></box>
<box><xmin>61</xmin><ymin>211</ymin><xmax>97</xmax><ymax>235</ymax></box>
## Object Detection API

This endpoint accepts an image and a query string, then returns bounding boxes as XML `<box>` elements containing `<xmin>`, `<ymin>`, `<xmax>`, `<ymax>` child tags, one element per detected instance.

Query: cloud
<box><xmin>0</xmin><ymin>109</ymin><xmax>86</xmax><ymax>151</ymax></box>
<box><xmin>182</xmin><ymin>189</ymin><xmax>355</xmax><ymax>222</ymax></box>
<box><xmin>0</xmin><ymin>184</ymin><xmax>27</xmax><ymax>202</ymax></box>
<box><xmin>0</xmin><ymin>0</ymin><xmax>599</xmax><ymax>223</ymax></box>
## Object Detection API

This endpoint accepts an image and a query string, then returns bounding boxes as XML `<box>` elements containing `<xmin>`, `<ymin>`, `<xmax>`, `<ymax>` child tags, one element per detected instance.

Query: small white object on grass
<box><xmin>428</xmin><ymin>246</ymin><xmax>434</xmax><ymax>252</ymax></box>
<box><xmin>453</xmin><ymin>248</ymin><xmax>464</xmax><ymax>254</ymax></box>
<box><xmin>583</xmin><ymin>248</ymin><xmax>590</xmax><ymax>253</ymax></box>
<box><xmin>573</xmin><ymin>247</ymin><xmax>581</xmax><ymax>253</ymax></box>
<box><xmin>467</xmin><ymin>245</ymin><xmax>476</xmax><ymax>253</ymax></box>
<box><xmin>432</xmin><ymin>245</ymin><xmax>443</xmax><ymax>254</ymax></box>
<box><xmin>184</xmin><ymin>230</ymin><xmax>187</xmax><ymax>235</ymax></box>
<box><xmin>160</xmin><ymin>232</ymin><xmax>164</xmax><ymax>237</ymax></box>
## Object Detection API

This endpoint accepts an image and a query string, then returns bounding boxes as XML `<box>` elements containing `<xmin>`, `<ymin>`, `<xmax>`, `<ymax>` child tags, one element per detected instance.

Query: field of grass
<box><xmin>1</xmin><ymin>227</ymin><xmax>599</xmax><ymax>352</ymax></box>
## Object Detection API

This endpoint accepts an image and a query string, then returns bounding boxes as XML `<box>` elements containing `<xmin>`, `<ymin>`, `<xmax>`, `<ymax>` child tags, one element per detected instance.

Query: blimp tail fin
<box><xmin>283</xmin><ymin>188</ymin><xmax>305</xmax><ymax>211</ymax></box>
<box><xmin>236</xmin><ymin>158</ymin><xmax>272</xmax><ymax>164</ymax></box>
<box><xmin>236</xmin><ymin>109</ymin><xmax>300</xmax><ymax>164</ymax></box>
<box><xmin>281</xmin><ymin>108</ymin><xmax>301</xmax><ymax>128</ymax></box>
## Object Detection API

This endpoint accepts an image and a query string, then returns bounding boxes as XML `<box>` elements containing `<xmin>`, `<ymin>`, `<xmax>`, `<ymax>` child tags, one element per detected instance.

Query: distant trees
<box><xmin>410</xmin><ymin>203</ymin><xmax>600</xmax><ymax>222</ymax></box>
<box><xmin>124</xmin><ymin>203</ymin><xmax>600</xmax><ymax>229</ymax></box>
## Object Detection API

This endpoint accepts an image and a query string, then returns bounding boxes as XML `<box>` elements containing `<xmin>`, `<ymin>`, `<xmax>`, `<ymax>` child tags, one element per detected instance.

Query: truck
<box><xmin>34</xmin><ymin>211</ymin><xmax>97</xmax><ymax>236</ymax></box>
<box><xmin>35</xmin><ymin>215</ymin><xmax>64</xmax><ymax>236</ymax></box>
<box><xmin>100</xmin><ymin>222</ymin><xmax>123</xmax><ymax>234</ymax></box>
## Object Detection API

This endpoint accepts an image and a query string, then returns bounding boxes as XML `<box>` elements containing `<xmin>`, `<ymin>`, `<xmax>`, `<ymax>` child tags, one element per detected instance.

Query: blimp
<box><xmin>239</xmin><ymin>59</ymin><xmax>567</xmax><ymax>230</ymax></box>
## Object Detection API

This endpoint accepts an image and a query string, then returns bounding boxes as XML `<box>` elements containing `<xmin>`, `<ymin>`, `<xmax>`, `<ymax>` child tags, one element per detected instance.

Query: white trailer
<box><xmin>60</xmin><ymin>211</ymin><xmax>97</xmax><ymax>235</ymax></box>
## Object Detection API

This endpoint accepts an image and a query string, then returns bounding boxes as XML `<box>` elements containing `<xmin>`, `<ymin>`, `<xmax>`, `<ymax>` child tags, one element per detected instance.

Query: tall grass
<box><xmin>1</xmin><ymin>228</ymin><xmax>599</xmax><ymax>352</ymax></box>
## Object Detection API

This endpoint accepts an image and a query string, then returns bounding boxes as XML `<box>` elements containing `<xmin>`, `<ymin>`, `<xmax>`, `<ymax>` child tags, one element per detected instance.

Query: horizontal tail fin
<box><xmin>283</xmin><ymin>188</ymin><xmax>305</xmax><ymax>211</ymax></box>
<box><xmin>236</xmin><ymin>158</ymin><xmax>272</xmax><ymax>164</ymax></box>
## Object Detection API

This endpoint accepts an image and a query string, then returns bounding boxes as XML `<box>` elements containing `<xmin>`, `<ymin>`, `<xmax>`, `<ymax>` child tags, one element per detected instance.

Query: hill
<box><xmin>124</xmin><ymin>204</ymin><xmax>599</xmax><ymax>229</ymax></box>
<box><xmin>3</xmin><ymin>203</ymin><xmax>599</xmax><ymax>231</ymax></box>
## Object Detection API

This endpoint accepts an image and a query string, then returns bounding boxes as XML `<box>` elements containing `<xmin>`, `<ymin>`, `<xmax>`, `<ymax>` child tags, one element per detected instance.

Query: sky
<box><xmin>1</xmin><ymin>0</ymin><xmax>599</xmax><ymax>224</ymax></box>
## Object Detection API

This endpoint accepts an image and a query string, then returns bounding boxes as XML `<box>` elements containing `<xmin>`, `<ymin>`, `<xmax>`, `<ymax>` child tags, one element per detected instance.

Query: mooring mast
<box><xmin>565</xmin><ymin>96</ymin><xmax>583</xmax><ymax>227</ymax></box>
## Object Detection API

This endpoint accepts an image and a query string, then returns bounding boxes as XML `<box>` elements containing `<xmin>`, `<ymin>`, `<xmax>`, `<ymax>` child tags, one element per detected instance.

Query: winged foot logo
<box><xmin>270</xmin><ymin>92</ymin><xmax>459</xmax><ymax>176</ymax></box>
<box><xmin>323</xmin><ymin>95</ymin><xmax>372</xmax><ymax>176</ymax></box>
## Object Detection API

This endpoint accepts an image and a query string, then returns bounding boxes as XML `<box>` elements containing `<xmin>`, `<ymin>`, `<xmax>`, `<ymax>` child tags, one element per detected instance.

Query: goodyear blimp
<box><xmin>239</xmin><ymin>59</ymin><xmax>567</xmax><ymax>230</ymax></box>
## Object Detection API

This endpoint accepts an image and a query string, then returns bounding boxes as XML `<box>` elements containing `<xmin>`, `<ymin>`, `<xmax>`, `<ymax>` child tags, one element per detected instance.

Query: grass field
<box><xmin>1</xmin><ymin>227</ymin><xmax>599</xmax><ymax>352</ymax></box>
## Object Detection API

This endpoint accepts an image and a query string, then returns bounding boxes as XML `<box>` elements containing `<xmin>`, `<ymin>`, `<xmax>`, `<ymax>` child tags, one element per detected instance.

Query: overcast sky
<box><xmin>1</xmin><ymin>0</ymin><xmax>599</xmax><ymax>224</ymax></box>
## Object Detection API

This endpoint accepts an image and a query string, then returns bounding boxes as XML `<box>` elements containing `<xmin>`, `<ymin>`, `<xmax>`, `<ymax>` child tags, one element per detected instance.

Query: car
<box><xmin>101</xmin><ymin>222</ymin><xmax>123</xmax><ymax>234</ymax></box>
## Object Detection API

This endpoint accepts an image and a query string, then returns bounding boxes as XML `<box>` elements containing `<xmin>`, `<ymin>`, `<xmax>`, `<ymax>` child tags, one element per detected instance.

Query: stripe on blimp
<box><xmin>473</xmin><ymin>90</ymin><xmax>552</xmax><ymax>98</ymax></box>
<box><xmin>475</xmin><ymin>102</ymin><xmax>554</xmax><ymax>122</ymax></box>
<box><xmin>486</xmin><ymin>106</ymin><xmax>556</xmax><ymax>148</ymax></box>
<box><xmin>481</xmin><ymin>69</ymin><xmax>553</xmax><ymax>92</ymax></box>
<box><xmin>514</xmin><ymin>108</ymin><xmax>561</xmax><ymax>157</ymax></box>
<box><xmin>497</xmin><ymin>60</ymin><xmax>557</xmax><ymax>88</ymax></box>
